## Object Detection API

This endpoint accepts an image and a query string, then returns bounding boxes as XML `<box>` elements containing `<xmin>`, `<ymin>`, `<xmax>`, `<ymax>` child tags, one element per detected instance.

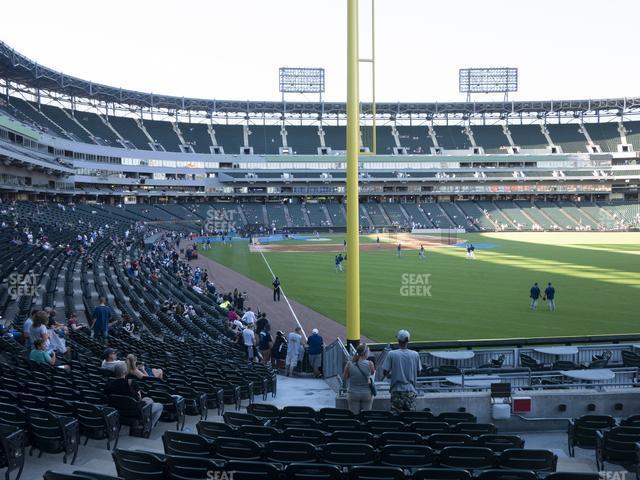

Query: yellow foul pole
<box><xmin>346</xmin><ymin>0</ymin><xmax>361</xmax><ymax>347</ymax></box>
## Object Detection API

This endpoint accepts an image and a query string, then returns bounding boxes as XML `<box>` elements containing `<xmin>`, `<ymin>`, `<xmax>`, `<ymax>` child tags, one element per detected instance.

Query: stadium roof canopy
<box><xmin>1</xmin><ymin>41</ymin><xmax>640</xmax><ymax>117</ymax></box>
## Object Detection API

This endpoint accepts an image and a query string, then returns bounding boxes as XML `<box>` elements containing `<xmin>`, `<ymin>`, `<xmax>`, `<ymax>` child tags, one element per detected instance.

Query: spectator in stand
<box><xmin>126</xmin><ymin>354</ymin><xmax>164</xmax><ymax>380</ymax></box>
<box><xmin>285</xmin><ymin>326</ymin><xmax>303</xmax><ymax>377</ymax></box>
<box><xmin>307</xmin><ymin>328</ymin><xmax>324</xmax><ymax>378</ymax></box>
<box><xmin>243</xmin><ymin>324</ymin><xmax>257</xmax><ymax>362</ymax></box>
<box><xmin>46</xmin><ymin>317</ymin><xmax>68</xmax><ymax>357</ymax></box>
<box><xmin>101</xmin><ymin>348</ymin><xmax>122</xmax><ymax>371</ymax></box>
<box><xmin>28</xmin><ymin>310</ymin><xmax>49</xmax><ymax>351</ymax></box>
<box><xmin>29</xmin><ymin>338</ymin><xmax>57</xmax><ymax>367</ymax></box>
<box><xmin>227</xmin><ymin>308</ymin><xmax>240</xmax><ymax>324</ymax></box>
<box><xmin>382</xmin><ymin>330</ymin><xmax>422</xmax><ymax>413</ymax></box>
<box><xmin>343</xmin><ymin>343</ymin><xmax>375</xmax><ymax>414</ymax></box>
<box><xmin>66</xmin><ymin>312</ymin><xmax>87</xmax><ymax>333</ymax></box>
<box><xmin>271</xmin><ymin>330</ymin><xmax>287</xmax><ymax>369</ymax></box>
<box><xmin>256</xmin><ymin>313</ymin><xmax>268</xmax><ymax>334</ymax></box>
<box><xmin>22</xmin><ymin>310</ymin><xmax>36</xmax><ymax>349</ymax></box>
<box><xmin>242</xmin><ymin>307</ymin><xmax>256</xmax><ymax>326</ymax></box>
<box><xmin>91</xmin><ymin>297</ymin><xmax>112</xmax><ymax>343</ymax></box>
<box><xmin>258</xmin><ymin>323</ymin><xmax>273</xmax><ymax>365</ymax></box>
<box><xmin>104</xmin><ymin>362</ymin><xmax>163</xmax><ymax>428</ymax></box>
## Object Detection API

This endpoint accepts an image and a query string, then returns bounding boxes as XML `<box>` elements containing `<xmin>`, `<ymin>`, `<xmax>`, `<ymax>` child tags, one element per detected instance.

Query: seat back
<box><xmin>319</xmin><ymin>442</ymin><xmax>375</xmax><ymax>466</ymax></box>
<box><xmin>427</xmin><ymin>433</ymin><xmax>474</xmax><ymax>450</ymax></box>
<box><xmin>437</xmin><ymin>412</ymin><xmax>477</xmax><ymax>425</ymax></box>
<box><xmin>452</xmin><ymin>422</ymin><xmax>498</xmax><ymax>437</ymax></box>
<box><xmin>238</xmin><ymin>425</ymin><xmax>280</xmax><ymax>444</ymax></box>
<box><xmin>112</xmin><ymin>449</ymin><xmax>165</xmax><ymax>480</ymax></box>
<box><xmin>264</xmin><ymin>440</ymin><xmax>318</xmax><ymax>463</ymax></box>
<box><xmin>318</xmin><ymin>407</ymin><xmax>355</xmax><ymax>420</ymax></box>
<box><xmin>281</xmin><ymin>428</ymin><xmax>328</xmax><ymax>445</ymax></box>
<box><xmin>498</xmin><ymin>448</ymin><xmax>558</xmax><ymax>472</ymax></box>
<box><xmin>162</xmin><ymin>431</ymin><xmax>212</xmax><ymax>457</ymax></box>
<box><xmin>329</xmin><ymin>430</ymin><xmax>375</xmax><ymax>445</ymax></box>
<box><xmin>166</xmin><ymin>455</ymin><xmax>220</xmax><ymax>480</ymax></box>
<box><xmin>476</xmin><ymin>469</ymin><xmax>538</xmax><ymax>480</ymax></box>
<box><xmin>546</xmin><ymin>473</ymin><xmax>600</xmax><ymax>480</ymax></box>
<box><xmin>438</xmin><ymin>446</ymin><xmax>496</xmax><ymax>469</ymax></box>
<box><xmin>349</xmin><ymin>466</ymin><xmax>405</xmax><ymax>480</ymax></box>
<box><xmin>320</xmin><ymin>418</ymin><xmax>360</xmax><ymax>432</ymax></box>
<box><xmin>358</xmin><ymin>410</ymin><xmax>396</xmax><ymax>422</ymax></box>
<box><xmin>600</xmin><ymin>426</ymin><xmax>640</xmax><ymax>461</ymax></box>
<box><xmin>212</xmin><ymin>436</ymin><xmax>262</xmax><ymax>461</ymax></box>
<box><xmin>410</xmin><ymin>421</ymin><xmax>450</xmax><ymax>435</ymax></box>
<box><xmin>284</xmin><ymin>462</ymin><xmax>342</xmax><ymax>480</ymax></box>
<box><xmin>571</xmin><ymin>415</ymin><xmax>616</xmax><ymax>448</ymax></box>
<box><xmin>379</xmin><ymin>444</ymin><xmax>435</xmax><ymax>468</ymax></box>
<box><xmin>365</xmin><ymin>420</ymin><xmax>405</xmax><ymax>435</ymax></box>
<box><xmin>246</xmin><ymin>403</ymin><xmax>280</xmax><ymax>419</ymax></box>
<box><xmin>281</xmin><ymin>406</ymin><xmax>317</xmax><ymax>418</ymax></box>
<box><xmin>225</xmin><ymin>460</ymin><xmax>281</xmax><ymax>479</ymax></box>
<box><xmin>0</xmin><ymin>424</ymin><xmax>24</xmax><ymax>476</ymax></box>
<box><xmin>476</xmin><ymin>434</ymin><xmax>524</xmax><ymax>452</ymax></box>
<box><xmin>519</xmin><ymin>354</ymin><xmax>540</xmax><ymax>370</ymax></box>
<box><xmin>377</xmin><ymin>431</ymin><xmax>424</xmax><ymax>446</ymax></box>
<box><xmin>196</xmin><ymin>420</ymin><xmax>234</xmax><ymax>439</ymax></box>
<box><xmin>412</xmin><ymin>468</ymin><xmax>473</xmax><ymax>480</ymax></box>
<box><xmin>223</xmin><ymin>411</ymin><xmax>262</xmax><ymax>427</ymax></box>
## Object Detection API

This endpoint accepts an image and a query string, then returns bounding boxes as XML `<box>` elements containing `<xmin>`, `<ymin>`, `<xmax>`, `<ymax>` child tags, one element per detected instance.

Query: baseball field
<box><xmin>202</xmin><ymin>232</ymin><xmax>640</xmax><ymax>343</ymax></box>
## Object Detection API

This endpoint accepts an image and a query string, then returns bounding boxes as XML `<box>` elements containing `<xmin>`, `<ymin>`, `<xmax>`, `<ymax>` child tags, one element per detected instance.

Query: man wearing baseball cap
<box><xmin>307</xmin><ymin>328</ymin><xmax>324</xmax><ymax>378</ymax></box>
<box><xmin>382</xmin><ymin>329</ymin><xmax>422</xmax><ymax>413</ymax></box>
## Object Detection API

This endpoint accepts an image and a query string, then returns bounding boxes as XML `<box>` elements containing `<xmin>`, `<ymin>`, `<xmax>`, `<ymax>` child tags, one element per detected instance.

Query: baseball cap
<box><xmin>397</xmin><ymin>329</ymin><xmax>410</xmax><ymax>341</ymax></box>
<box><xmin>103</xmin><ymin>347</ymin><xmax>117</xmax><ymax>359</ymax></box>
<box><xmin>312</xmin><ymin>328</ymin><xmax>319</xmax><ymax>334</ymax></box>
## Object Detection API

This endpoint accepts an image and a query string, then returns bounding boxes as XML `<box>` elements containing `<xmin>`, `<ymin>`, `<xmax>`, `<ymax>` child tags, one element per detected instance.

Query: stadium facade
<box><xmin>0</xmin><ymin>41</ymin><xmax>639</xmax><ymax>232</ymax></box>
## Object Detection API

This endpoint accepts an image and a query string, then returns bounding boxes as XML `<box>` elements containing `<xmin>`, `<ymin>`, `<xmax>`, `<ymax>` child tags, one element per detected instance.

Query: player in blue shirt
<box><xmin>529</xmin><ymin>282</ymin><xmax>541</xmax><ymax>310</ymax></box>
<box><xmin>544</xmin><ymin>282</ymin><xmax>556</xmax><ymax>312</ymax></box>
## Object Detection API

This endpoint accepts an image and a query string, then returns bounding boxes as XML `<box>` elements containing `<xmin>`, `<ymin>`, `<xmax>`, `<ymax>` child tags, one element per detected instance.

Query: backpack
<box><xmin>259</xmin><ymin>331</ymin><xmax>272</xmax><ymax>350</ymax></box>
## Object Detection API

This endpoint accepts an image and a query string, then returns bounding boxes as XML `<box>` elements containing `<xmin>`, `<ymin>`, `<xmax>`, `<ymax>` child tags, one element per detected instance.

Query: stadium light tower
<box><xmin>459</xmin><ymin>67</ymin><xmax>518</xmax><ymax>102</ymax></box>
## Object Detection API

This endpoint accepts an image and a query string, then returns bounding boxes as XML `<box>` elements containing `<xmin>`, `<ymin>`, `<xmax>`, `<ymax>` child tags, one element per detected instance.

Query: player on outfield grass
<box><xmin>544</xmin><ymin>282</ymin><xmax>556</xmax><ymax>312</ymax></box>
<box><xmin>419</xmin><ymin>244</ymin><xmax>425</xmax><ymax>260</ymax></box>
<box><xmin>530</xmin><ymin>282</ymin><xmax>541</xmax><ymax>310</ymax></box>
<box><xmin>396</xmin><ymin>242</ymin><xmax>402</xmax><ymax>257</ymax></box>
<box><xmin>466</xmin><ymin>243</ymin><xmax>475</xmax><ymax>259</ymax></box>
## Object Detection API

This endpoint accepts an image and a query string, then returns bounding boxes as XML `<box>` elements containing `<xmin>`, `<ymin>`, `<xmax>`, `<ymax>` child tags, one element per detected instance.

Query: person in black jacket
<box><xmin>271</xmin><ymin>330</ymin><xmax>287</xmax><ymax>368</ymax></box>
<box><xmin>273</xmin><ymin>277</ymin><xmax>281</xmax><ymax>301</ymax></box>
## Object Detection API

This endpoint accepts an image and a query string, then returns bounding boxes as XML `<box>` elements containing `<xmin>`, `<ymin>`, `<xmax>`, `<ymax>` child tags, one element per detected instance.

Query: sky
<box><xmin>3</xmin><ymin>0</ymin><xmax>640</xmax><ymax>103</ymax></box>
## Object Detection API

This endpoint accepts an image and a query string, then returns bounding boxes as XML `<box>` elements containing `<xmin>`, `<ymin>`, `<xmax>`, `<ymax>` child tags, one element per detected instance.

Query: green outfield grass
<box><xmin>202</xmin><ymin>232</ymin><xmax>640</xmax><ymax>343</ymax></box>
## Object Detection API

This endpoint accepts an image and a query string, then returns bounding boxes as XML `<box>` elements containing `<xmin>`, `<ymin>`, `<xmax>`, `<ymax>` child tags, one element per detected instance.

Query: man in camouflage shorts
<box><xmin>390</xmin><ymin>390</ymin><xmax>417</xmax><ymax>414</ymax></box>
<box><xmin>382</xmin><ymin>329</ymin><xmax>422</xmax><ymax>414</ymax></box>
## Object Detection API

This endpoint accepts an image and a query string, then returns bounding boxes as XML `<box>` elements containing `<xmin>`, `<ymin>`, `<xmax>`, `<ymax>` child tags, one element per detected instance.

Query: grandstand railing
<box><xmin>323</xmin><ymin>338</ymin><xmax>351</xmax><ymax>379</ymax></box>
<box><xmin>372</xmin><ymin>366</ymin><xmax>638</xmax><ymax>394</ymax></box>
<box><xmin>368</xmin><ymin>333</ymin><xmax>640</xmax><ymax>352</ymax></box>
